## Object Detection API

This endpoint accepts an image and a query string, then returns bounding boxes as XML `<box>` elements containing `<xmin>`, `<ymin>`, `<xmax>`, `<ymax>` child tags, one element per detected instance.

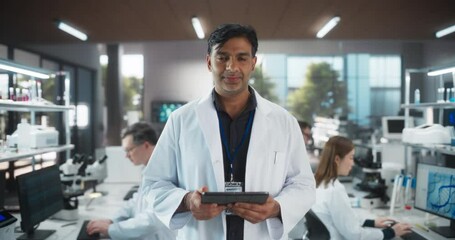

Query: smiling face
<box><xmin>335</xmin><ymin>149</ymin><xmax>355</xmax><ymax>176</ymax></box>
<box><xmin>207</xmin><ymin>36</ymin><xmax>257</xmax><ymax>98</ymax></box>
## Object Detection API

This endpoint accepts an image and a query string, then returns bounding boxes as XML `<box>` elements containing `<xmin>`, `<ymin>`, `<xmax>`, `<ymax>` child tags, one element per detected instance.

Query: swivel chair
<box><xmin>305</xmin><ymin>209</ymin><xmax>330</xmax><ymax>240</ymax></box>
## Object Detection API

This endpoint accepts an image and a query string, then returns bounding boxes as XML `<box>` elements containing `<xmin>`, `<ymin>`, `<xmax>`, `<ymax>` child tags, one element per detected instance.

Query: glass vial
<box><xmin>438</xmin><ymin>88</ymin><xmax>445</xmax><ymax>103</ymax></box>
<box><xmin>414</xmin><ymin>89</ymin><xmax>420</xmax><ymax>104</ymax></box>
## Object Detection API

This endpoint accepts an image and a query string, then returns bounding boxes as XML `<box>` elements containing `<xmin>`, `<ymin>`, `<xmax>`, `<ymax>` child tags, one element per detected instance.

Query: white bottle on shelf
<box><xmin>414</xmin><ymin>89</ymin><xmax>420</xmax><ymax>104</ymax></box>
<box><xmin>17</xmin><ymin>118</ymin><xmax>32</xmax><ymax>150</ymax></box>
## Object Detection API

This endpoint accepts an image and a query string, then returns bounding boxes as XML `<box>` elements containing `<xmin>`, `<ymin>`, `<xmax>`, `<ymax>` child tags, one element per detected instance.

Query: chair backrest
<box><xmin>305</xmin><ymin>209</ymin><xmax>330</xmax><ymax>240</ymax></box>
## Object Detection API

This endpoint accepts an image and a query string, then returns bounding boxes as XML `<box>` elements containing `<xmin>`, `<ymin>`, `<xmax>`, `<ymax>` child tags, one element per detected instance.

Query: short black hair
<box><xmin>298</xmin><ymin>121</ymin><xmax>311</xmax><ymax>129</ymax></box>
<box><xmin>207</xmin><ymin>23</ymin><xmax>258</xmax><ymax>57</ymax></box>
<box><xmin>121</xmin><ymin>122</ymin><xmax>157</xmax><ymax>146</ymax></box>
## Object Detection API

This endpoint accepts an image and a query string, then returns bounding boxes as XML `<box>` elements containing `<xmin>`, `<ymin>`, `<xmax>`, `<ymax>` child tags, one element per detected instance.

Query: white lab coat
<box><xmin>142</xmin><ymin>89</ymin><xmax>315</xmax><ymax>240</ymax></box>
<box><xmin>312</xmin><ymin>179</ymin><xmax>384</xmax><ymax>240</ymax></box>
<box><xmin>108</xmin><ymin>184</ymin><xmax>176</xmax><ymax>240</ymax></box>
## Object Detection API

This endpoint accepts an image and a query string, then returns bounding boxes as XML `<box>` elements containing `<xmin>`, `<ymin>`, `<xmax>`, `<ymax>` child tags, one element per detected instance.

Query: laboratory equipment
<box><xmin>382</xmin><ymin>116</ymin><xmax>413</xmax><ymax>140</ymax></box>
<box><xmin>415</xmin><ymin>163</ymin><xmax>455</xmax><ymax>238</ymax></box>
<box><xmin>402</xmin><ymin>124</ymin><xmax>453</xmax><ymax>144</ymax></box>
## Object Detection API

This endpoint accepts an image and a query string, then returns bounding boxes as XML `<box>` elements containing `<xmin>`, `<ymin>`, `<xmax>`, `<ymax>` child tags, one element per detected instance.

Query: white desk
<box><xmin>12</xmin><ymin>181</ymin><xmax>452</xmax><ymax>240</ymax></box>
<box><xmin>345</xmin><ymin>180</ymin><xmax>451</xmax><ymax>240</ymax></box>
<box><xmin>13</xmin><ymin>183</ymin><xmax>136</xmax><ymax>239</ymax></box>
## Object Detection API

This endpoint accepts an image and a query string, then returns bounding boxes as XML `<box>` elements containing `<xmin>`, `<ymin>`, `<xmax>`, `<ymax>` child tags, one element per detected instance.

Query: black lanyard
<box><xmin>217</xmin><ymin>110</ymin><xmax>255</xmax><ymax>182</ymax></box>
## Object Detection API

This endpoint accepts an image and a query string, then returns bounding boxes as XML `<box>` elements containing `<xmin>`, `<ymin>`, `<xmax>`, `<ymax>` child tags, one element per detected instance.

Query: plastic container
<box><xmin>17</xmin><ymin>119</ymin><xmax>32</xmax><ymax>150</ymax></box>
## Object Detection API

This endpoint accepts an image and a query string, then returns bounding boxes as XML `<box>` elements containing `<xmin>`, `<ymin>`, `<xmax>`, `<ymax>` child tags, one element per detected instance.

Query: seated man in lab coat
<box><xmin>142</xmin><ymin>23</ymin><xmax>315</xmax><ymax>240</ymax></box>
<box><xmin>86</xmin><ymin>122</ymin><xmax>175</xmax><ymax>240</ymax></box>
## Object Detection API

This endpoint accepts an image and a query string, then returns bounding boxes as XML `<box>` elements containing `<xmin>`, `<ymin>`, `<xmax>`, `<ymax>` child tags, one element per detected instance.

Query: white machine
<box><xmin>402</xmin><ymin>124</ymin><xmax>453</xmax><ymax>144</ymax></box>
<box><xmin>7</xmin><ymin>121</ymin><xmax>59</xmax><ymax>149</ymax></box>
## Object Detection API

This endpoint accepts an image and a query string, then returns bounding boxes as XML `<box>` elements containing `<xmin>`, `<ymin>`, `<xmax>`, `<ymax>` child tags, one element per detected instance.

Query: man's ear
<box><xmin>206</xmin><ymin>54</ymin><xmax>212</xmax><ymax>72</ymax></box>
<box><xmin>252</xmin><ymin>56</ymin><xmax>257</xmax><ymax>71</ymax></box>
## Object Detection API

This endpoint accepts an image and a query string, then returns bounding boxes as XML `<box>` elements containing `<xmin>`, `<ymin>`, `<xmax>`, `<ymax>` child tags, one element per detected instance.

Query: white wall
<box><xmin>423</xmin><ymin>41</ymin><xmax>455</xmax><ymax>67</ymax></box>
<box><xmin>143</xmin><ymin>41</ymin><xmax>213</xmax><ymax>122</ymax></box>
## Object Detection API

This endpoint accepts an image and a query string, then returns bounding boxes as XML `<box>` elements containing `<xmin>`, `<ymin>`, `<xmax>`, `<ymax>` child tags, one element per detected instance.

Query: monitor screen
<box><xmin>381</xmin><ymin>116</ymin><xmax>413</xmax><ymax>140</ymax></box>
<box><xmin>415</xmin><ymin>163</ymin><xmax>455</xmax><ymax>237</ymax></box>
<box><xmin>354</xmin><ymin>145</ymin><xmax>374</xmax><ymax>162</ymax></box>
<box><xmin>151</xmin><ymin>101</ymin><xmax>185</xmax><ymax>123</ymax></box>
<box><xmin>16</xmin><ymin>165</ymin><xmax>64</xmax><ymax>239</ymax></box>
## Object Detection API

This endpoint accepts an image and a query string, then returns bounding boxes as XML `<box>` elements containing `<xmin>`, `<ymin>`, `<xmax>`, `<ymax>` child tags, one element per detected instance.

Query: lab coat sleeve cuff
<box><xmin>169</xmin><ymin>211</ymin><xmax>192</xmax><ymax>230</ymax></box>
<box><xmin>108</xmin><ymin>223</ymin><xmax>121</xmax><ymax>240</ymax></box>
<box><xmin>266</xmin><ymin>217</ymin><xmax>284</xmax><ymax>239</ymax></box>
<box><xmin>362</xmin><ymin>219</ymin><xmax>375</xmax><ymax>227</ymax></box>
<box><xmin>382</xmin><ymin>227</ymin><xmax>395</xmax><ymax>239</ymax></box>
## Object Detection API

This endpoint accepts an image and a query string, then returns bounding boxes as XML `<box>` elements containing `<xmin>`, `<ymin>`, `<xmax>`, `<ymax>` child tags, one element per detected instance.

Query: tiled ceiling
<box><xmin>1</xmin><ymin>0</ymin><xmax>455</xmax><ymax>45</ymax></box>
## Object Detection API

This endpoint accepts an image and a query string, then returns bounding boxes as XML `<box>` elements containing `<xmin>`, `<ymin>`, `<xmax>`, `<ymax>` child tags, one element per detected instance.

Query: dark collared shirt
<box><xmin>213</xmin><ymin>87</ymin><xmax>257</xmax><ymax>240</ymax></box>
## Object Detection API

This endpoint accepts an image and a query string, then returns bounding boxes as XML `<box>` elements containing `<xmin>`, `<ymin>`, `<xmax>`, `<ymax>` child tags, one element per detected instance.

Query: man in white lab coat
<box><xmin>142</xmin><ymin>23</ymin><xmax>315</xmax><ymax>240</ymax></box>
<box><xmin>86</xmin><ymin>122</ymin><xmax>176</xmax><ymax>240</ymax></box>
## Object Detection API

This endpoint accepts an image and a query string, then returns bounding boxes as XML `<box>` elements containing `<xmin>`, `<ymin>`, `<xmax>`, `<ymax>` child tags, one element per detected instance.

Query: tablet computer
<box><xmin>201</xmin><ymin>192</ymin><xmax>269</xmax><ymax>205</ymax></box>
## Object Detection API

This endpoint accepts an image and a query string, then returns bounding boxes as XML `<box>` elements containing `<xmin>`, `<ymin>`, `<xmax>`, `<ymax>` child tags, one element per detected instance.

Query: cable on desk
<box><xmin>61</xmin><ymin>221</ymin><xmax>78</xmax><ymax>227</ymax></box>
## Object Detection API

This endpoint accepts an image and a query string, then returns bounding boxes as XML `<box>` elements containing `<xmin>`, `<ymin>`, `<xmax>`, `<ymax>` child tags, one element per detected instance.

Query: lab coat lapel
<box><xmin>245</xmin><ymin>91</ymin><xmax>271</xmax><ymax>191</ymax></box>
<box><xmin>195</xmin><ymin>92</ymin><xmax>225</xmax><ymax>192</ymax></box>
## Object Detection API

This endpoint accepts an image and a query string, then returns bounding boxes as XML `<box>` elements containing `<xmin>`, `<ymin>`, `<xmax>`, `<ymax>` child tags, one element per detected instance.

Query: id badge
<box><xmin>225</xmin><ymin>182</ymin><xmax>243</xmax><ymax>215</ymax></box>
<box><xmin>225</xmin><ymin>181</ymin><xmax>243</xmax><ymax>192</ymax></box>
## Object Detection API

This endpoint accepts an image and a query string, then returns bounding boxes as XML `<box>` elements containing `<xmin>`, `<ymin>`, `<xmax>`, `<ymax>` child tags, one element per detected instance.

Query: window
<box><xmin>100</xmin><ymin>54</ymin><xmax>144</xmax><ymax>122</ymax></box>
<box><xmin>258</xmin><ymin>54</ymin><xmax>401</xmax><ymax>131</ymax></box>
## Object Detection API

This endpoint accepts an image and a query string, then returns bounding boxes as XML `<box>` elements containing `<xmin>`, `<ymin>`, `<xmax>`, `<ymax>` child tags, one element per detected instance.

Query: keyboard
<box><xmin>77</xmin><ymin>220</ymin><xmax>100</xmax><ymax>240</ymax></box>
<box><xmin>401</xmin><ymin>230</ymin><xmax>428</xmax><ymax>240</ymax></box>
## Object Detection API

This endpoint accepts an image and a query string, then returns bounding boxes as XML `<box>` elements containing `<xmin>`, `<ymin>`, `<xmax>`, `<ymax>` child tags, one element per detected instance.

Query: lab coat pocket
<box><xmin>267</xmin><ymin>150</ymin><xmax>286</xmax><ymax>195</ymax></box>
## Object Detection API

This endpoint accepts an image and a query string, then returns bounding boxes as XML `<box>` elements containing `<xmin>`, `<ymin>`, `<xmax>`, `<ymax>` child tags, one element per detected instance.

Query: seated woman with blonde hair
<box><xmin>312</xmin><ymin>136</ymin><xmax>412</xmax><ymax>240</ymax></box>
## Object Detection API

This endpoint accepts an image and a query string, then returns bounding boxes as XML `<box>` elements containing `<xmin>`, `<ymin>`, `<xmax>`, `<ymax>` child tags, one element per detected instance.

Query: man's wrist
<box><xmin>273</xmin><ymin>200</ymin><xmax>282</xmax><ymax>220</ymax></box>
<box><xmin>183</xmin><ymin>192</ymin><xmax>191</xmax><ymax>210</ymax></box>
<box><xmin>175</xmin><ymin>192</ymin><xmax>191</xmax><ymax>213</ymax></box>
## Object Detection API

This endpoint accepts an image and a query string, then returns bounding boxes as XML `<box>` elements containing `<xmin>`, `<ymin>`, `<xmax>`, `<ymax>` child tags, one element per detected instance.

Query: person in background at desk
<box><xmin>141</xmin><ymin>23</ymin><xmax>315</xmax><ymax>240</ymax></box>
<box><xmin>86</xmin><ymin>122</ymin><xmax>176</xmax><ymax>240</ymax></box>
<box><xmin>298</xmin><ymin>121</ymin><xmax>314</xmax><ymax>152</ymax></box>
<box><xmin>312</xmin><ymin>136</ymin><xmax>412</xmax><ymax>240</ymax></box>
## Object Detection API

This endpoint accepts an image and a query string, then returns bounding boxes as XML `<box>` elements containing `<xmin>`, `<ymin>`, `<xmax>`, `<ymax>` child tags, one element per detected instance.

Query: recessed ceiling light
<box><xmin>56</xmin><ymin>20</ymin><xmax>88</xmax><ymax>41</ymax></box>
<box><xmin>191</xmin><ymin>17</ymin><xmax>205</xmax><ymax>39</ymax></box>
<box><xmin>316</xmin><ymin>16</ymin><xmax>340</xmax><ymax>39</ymax></box>
<box><xmin>435</xmin><ymin>24</ymin><xmax>455</xmax><ymax>38</ymax></box>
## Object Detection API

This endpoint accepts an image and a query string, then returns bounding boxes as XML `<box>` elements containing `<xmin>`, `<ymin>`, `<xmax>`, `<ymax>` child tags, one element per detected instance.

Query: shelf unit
<box><xmin>0</xmin><ymin>72</ymin><xmax>73</xmax><ymax>169</ymax></box>
<box><xmin>403</xmin><ymin>143</ymin><xmax>455</xmax><ymax>156</ymax></box>
<box><xmin>402</xmin><ymin>67</ymin><xmax>455</xmax><ymax>168</ymax></box>
<box><xmin>0</xmin><ymin>100</ymin><xmax>74</xmax><ymax>168</ymax></box>
<box><xmin>401</xmin><ymin>102</ymin><xmax>455</xmax><ymax>110</ymax></box>
<box><xmin>0</xmin><ymin>101</ymin><xmax>73</xmax><ymax>112</ymax></box>
<box><xmin>0</xmin><ymin>145</ymin><xmax>74</xmax><ymax>163</ymax></box>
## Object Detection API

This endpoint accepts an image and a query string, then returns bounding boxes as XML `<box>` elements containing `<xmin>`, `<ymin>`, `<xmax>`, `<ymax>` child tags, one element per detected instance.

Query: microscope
<box><xmin>56</xmin><ymin>153</ymin><xmax>108</xmax><ymax>220</ymax></box>
<box><xmin>353</xmin><ymin>144</ymin><xmax>389</xmax><ymax>208</ymax></box>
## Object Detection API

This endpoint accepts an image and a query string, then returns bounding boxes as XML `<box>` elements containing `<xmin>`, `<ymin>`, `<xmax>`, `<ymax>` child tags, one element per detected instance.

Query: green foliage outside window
<box><xmin>288</xmin><ymin>62</ymin><xmax>348</xmax><ymax>124</ymax></box>
<box><xmin>249</xmin><ymin>65</ymin><xmax>279</xmax><ymax>103</ymax></box>
<box><xmin>101</xmin><ymin>64</ymin><xmax>142</xmax><ymax>113</ymax></box>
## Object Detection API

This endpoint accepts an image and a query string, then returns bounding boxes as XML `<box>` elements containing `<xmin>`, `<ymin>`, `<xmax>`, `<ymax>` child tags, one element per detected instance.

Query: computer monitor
<box><xmin>381</xmin><ymin>116</ymin><xmax>413</xmax><ymax>140</ymax></box>
<box><xmin>415</xmin><ymin>163</ymin><xmax>455</xmax><ymax>238</ymax></box>
<box><xmin>16</xmin><ymin>165</ymin><xmax>64</xmax><ymax>240</ymax></box>
<box><xmin>151</xmin><ymin>101</ymin><xmax>185</xmax><ymax>123</ymax></box>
